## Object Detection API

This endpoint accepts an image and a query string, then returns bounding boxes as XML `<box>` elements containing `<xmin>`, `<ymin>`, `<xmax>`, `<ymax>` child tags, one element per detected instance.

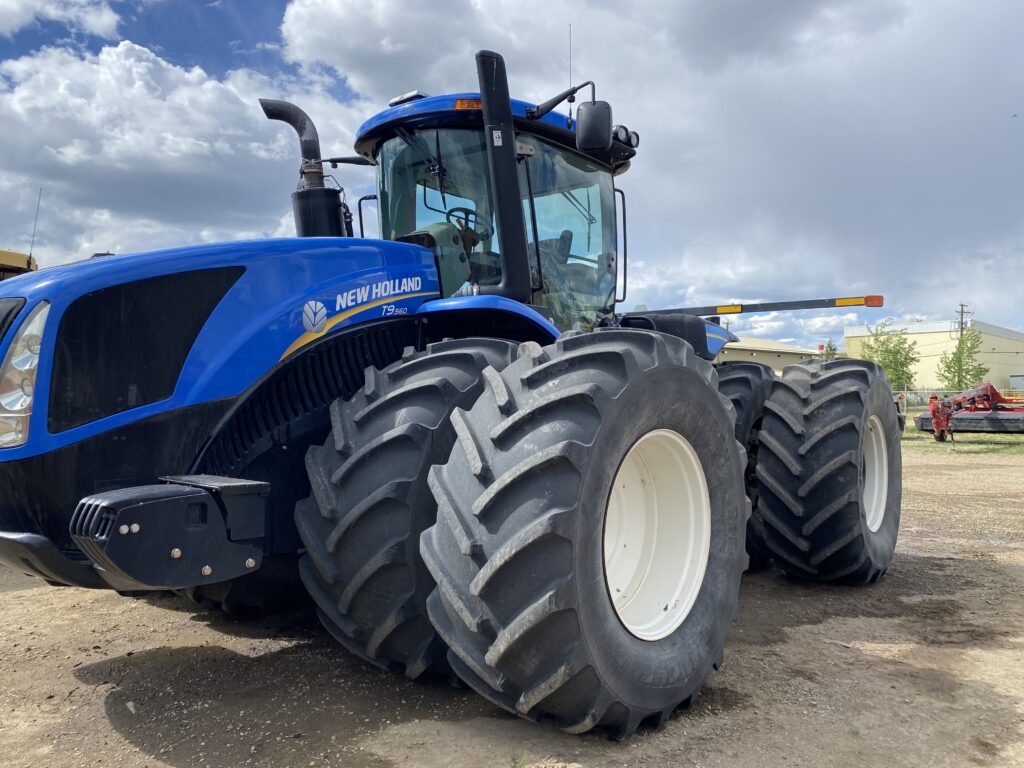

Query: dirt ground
<box><xmin>1</xmin><ymin>437</ymin><xmax>1022</xmax><ymax>768</ymax></box>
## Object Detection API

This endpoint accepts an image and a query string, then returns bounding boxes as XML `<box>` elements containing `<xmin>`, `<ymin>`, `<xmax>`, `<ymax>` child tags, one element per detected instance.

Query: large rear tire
<box><xmin>420</xmin><ymin>330</ymin><xmax>748</xmax><ymax>737</ymax></box>
<box><xmin>755</xmin><ymin>359</ymin><xmax>901</xmax><ymax>584</ymax></box>
<box><xmin>296</xmin><ymin>338</ymin><xmax>517</xmax><ymax>679</ymax></box>
<box><xmin>716</xmin><ymin>361</ymin><xmax>775</xmax><ymax>571</ymax></box>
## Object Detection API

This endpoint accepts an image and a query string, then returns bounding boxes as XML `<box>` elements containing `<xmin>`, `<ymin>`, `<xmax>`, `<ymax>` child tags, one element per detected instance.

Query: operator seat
<box><xmin>541</xmin><ymin>229</ymin><xmax>573</xmax><ymax>264</ymax></box>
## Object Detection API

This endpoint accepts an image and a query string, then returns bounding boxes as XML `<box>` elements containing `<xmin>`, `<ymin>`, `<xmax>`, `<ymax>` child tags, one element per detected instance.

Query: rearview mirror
<box><xmin>576</xmin><ymin>100</ymin><xmax>613</xmax><ymax>153</ymax></box>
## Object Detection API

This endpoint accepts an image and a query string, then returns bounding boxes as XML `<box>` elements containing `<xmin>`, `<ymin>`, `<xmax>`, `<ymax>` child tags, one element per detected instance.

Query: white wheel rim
<box><xmin>863</xmin><ymin>414</ymin><xmax>888</xmax><ymax>533</ymax></box>
<box><xmin>603</xmin><ymin>429</ymin><xmax>712</xmax><ymax>641</ymax></box>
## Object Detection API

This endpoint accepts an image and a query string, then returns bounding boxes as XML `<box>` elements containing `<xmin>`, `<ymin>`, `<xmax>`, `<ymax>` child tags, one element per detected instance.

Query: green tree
<box><xmin>820</xmin><ymin>337</ymin><xmax>838</xmax><ymax>361</ymax></box>
<box><xmin>936</xmin><ymin>328</ymin><xmax>989</xmax><ymax>391</ymax></box>
<box><xmin>861</xmin><ymin>321</ymin><xmax>919</xmax><ymax>390</ymax></box>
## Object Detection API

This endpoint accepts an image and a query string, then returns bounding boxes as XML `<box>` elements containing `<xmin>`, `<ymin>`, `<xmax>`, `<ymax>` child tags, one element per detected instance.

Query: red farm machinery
<box><xmin>915</xmin><ymin>383</ymin><xmax>1024</xmax><ymax>441</ymax></box>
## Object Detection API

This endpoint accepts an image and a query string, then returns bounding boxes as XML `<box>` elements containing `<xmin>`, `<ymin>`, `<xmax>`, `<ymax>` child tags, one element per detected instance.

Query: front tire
<box><xmin>755</xmin><ymin>359</ymin><xmax>902</xmax><ymax>584</ymax></box>
<box><xmin>420</xmin><ymin>330</ymin><xmax>748</xmax><ymax>737</ymax></box>
<box><xmin>295</xmin><ymin>338</ymin><xmax>517</xmax><ymax>678</ymax></box>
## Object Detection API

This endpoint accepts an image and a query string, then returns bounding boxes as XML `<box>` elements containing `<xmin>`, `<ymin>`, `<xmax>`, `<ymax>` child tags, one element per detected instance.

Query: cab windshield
<box><xmin>376</xmin><ymin>127</ymin><xmax>616</xmax><ymax>330</ymax></box>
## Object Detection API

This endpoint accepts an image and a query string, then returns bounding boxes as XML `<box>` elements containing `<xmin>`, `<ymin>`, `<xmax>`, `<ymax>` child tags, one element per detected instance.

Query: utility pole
<box><xmin>956</xmin><ymin>303</ymin><xmax>968</xmax><ymax>339</ymax></box>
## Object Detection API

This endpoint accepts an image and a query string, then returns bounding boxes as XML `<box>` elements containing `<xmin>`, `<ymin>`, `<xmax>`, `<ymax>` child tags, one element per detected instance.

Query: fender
<box><xmin>620</xmin><ymin>312</ymin><xmax>737</xmax><ymax>360</ymax></box>
<box><xmin>416</xmin><ymin>295</ymin><xmax>560</xmax><ymax>344</ymax></box>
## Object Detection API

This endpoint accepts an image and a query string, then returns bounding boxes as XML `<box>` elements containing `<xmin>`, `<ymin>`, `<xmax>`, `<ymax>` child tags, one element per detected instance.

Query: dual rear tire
<box><xmin>294</xmin><ymin>332</ymin><xmax>902</xmax><ymax>737</ymax></box>
<box><xmin>755</xmin><ymin>359</ymin><xmax>902</xmax><ymax>583</ymax></box>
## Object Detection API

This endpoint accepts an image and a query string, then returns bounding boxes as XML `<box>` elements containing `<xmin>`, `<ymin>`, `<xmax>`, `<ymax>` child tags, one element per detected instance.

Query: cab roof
<box><xmin>354</xmin><ymin>92</ymin><xmax>636</xmax><ymax>173</ymax></box>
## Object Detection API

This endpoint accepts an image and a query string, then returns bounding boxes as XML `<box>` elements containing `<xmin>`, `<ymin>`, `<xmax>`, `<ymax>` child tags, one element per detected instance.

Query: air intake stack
<box><xmin>260</xmin><ymin>99</ymin><xmax>349</xmax><ymax>237</ymax></box>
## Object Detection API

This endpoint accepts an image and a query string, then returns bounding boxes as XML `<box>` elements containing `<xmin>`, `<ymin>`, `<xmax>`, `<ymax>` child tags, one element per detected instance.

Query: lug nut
<box><xmin>118</xmin><ymin>525</ymin><xmax>130</xmax><ymax>535</ymax></box>
<box><xmin>245</xmin><ymin>558</ymin><xmax>256</xmax><ymax>569</ymax></box>
<box><xmin>201</xmin><ymin>565</ymin><xmax>213</xmax><ymax>576</ymax></box>
<box><xmin>129</xmin><ymin>523</ymin><xmax>140</xmax><ymax>534</ymax></box>
<box><xmin>170</xmin><ymin>548</ymin><xmax>182</xmax><ymax>559</ymax></box>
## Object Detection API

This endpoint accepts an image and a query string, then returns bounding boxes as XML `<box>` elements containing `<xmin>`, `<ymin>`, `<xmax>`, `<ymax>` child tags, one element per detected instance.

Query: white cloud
<box><xmin>1</xmin><ymin>1</ymin><xmax>1022</xmax><ymax>351</ymax></box>
<box><xmin>0</xmin><ymin>0</ymin><xmax>120</xmax><ymax>38</ymax></box>
<box><xmin>0</xmin><ymin>41</ymin><xmax>378</xmax><ymax>262</ymax></box>
<box><xmin>275</xmin><ymin>0</ymin><xmax>1024</xmax><ymax>348</ymax></box>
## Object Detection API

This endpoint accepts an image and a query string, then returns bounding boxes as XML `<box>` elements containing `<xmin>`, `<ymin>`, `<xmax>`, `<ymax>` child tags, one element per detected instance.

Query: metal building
<box><xmin>845</xmin><ymin>320</ymin><xmax>1024</xmax><ymax>390</ymax></box>
<box><xmin>715</xmin><ymin>336</ymin><xmax>818</xmax><ymax>373</ymax></box>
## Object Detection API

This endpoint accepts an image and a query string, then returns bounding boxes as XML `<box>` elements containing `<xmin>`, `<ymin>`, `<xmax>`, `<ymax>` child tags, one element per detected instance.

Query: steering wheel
<box><xmin>446</xmin><ymin>207</ymin><xmax>493</xmax><ymax>244</ymax></box>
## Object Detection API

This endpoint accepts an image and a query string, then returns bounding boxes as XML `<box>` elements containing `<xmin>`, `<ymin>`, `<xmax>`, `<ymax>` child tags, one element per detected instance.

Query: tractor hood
<box><xmin>0</xmin><ymin>238</ymin><xmax>429</xmax><ymax>307</ymax></box>
<box><xmin>0</xmin><ymin>237</ymin><xmax>441</xmax><ymax>460</ymax></box>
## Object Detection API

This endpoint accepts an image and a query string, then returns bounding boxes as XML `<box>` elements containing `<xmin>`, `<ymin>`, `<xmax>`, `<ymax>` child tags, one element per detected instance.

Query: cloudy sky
<box><xmin>1</xmin><ymin>0</ymin><xmax>1021</xmax><ymax>348</ymax></box>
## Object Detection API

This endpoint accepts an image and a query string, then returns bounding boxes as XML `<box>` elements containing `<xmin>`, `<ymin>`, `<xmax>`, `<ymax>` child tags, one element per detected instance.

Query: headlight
<box><xmin>0</xmin><ymin>301</ymin><xmax>49</xmax><ymax>449</ymax></box>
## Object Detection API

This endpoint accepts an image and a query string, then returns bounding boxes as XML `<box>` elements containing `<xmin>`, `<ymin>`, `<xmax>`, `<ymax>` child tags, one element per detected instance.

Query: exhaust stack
<box><xmin>260</xmin><ymin>98</ymin><xmax>348</xmax><ymax>237</ymax></box>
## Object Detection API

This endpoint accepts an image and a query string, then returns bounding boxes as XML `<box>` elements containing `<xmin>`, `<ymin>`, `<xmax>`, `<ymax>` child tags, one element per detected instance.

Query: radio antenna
<box><xmin>28</xmin><ymin>187</ymin><xmax>42</xmax><ymax>258</ymax></box>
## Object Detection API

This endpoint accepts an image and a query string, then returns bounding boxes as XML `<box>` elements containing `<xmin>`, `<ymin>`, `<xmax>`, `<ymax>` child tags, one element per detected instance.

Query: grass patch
<box><xmin>902</xmin><ymin>416</ymin><xmax>1024</xmax><ymax>455</ymax></box>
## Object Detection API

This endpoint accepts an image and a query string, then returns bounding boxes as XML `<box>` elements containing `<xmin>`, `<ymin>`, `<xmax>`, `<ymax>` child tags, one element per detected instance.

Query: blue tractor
<box><xmin>0</xmin><ymin>51</ymin><xmax>901</xmax><ymax>737</ymax></box>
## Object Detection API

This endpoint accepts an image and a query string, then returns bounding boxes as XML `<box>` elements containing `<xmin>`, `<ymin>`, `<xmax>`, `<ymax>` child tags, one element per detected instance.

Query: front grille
<box><xmin>69</xmin><ymin>496</ymin><xmax>118</xmax><ymax>567</ymax></box>
<box><xmin>48</xmin><ymin>267</ymin><xmax>243</xmax><ymax>433</ymax></box>
<box><xmin>70</xmin><ymin>497</ymin><xmax>118</xmax><ymax>541</ymax></box>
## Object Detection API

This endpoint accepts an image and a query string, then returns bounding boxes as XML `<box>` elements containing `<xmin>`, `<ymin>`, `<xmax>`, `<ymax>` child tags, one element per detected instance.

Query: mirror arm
<box><xmin>324</xmin><ymin>156</ymin><xmax>373</xmax><ymax>167</ymax></box>
<box><xmin>526</xmin><ymin>80</ymin><xmax>595</xmax><ymax>120</ymax></box>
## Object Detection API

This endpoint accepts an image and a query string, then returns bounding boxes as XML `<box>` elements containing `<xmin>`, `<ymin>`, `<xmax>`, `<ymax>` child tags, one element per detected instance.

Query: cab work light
<box><xmin>0</xmin><ymin>301</ymin><xmax>49</xmax><ymax>448</ymax></box>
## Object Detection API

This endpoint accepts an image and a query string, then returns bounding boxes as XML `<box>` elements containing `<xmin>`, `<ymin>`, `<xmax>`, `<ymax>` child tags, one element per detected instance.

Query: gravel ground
<box><xmin>0</xmin><ymin>437</ymin><xmax>1021</xmax><ymax>767</ymax></box>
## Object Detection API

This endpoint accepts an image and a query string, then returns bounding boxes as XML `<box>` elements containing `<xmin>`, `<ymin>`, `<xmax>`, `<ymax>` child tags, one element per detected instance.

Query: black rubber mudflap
<box><xmin>295</xmin><ymin>338</ymin><xmax>518</xmax><ymax>679</ymax></box>
<box><xmin>755</xmin><ymin>359</ymin><xmax>902</xmax><ymax>584</ymax></box>
<box><xmin>420</xmin><ymin>329</ymin><xmax>748</xmax><ymax>738</ymax></box>
<box><xmin>716</xmin><ymin>362</ymin><xmax>776</xmax><ymax>571</ymax></box>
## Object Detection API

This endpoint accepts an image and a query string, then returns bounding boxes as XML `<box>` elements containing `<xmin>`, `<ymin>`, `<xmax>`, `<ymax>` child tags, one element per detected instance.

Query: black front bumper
<box><xmin>1</xmin><ymin>475</ymin><xmax>269</xmax><ymax>591</ymax></box>
<box><xmin>0</xmin><ymin>400</ymin><xmax>231</xmax><ymax>551</ymax></box>
<box><xmin>0</xmin><ymin>532</ymin><xmax>107</xmax><ymax>588</ymax></box>
<box><xmin>0</xmin><ymin>400</ymin><xmax>234</xmax><ymax>589</ymax></box>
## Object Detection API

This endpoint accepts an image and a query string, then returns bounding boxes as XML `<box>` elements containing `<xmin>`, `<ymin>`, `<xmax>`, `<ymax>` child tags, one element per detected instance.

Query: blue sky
<box><xmin>1</xmin><ymin>0</ymin><xmax>1022</xmax><ymax>349</ymax></box>
<box><xmin>0</xmin><ymin>1</ymin><xmax>289</xmax><ymax>76</ymax></box>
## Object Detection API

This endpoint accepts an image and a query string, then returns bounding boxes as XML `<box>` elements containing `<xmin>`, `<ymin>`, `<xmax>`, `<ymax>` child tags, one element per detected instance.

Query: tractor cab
<box><xmin>353</xmin><ymin>90</ymin><xmax>635</xmax><ymax>331</ymax></box>
<box><xmin>264</xmin><ymin>51</ymin><xmax>640</xmax><ymax>332</ymax></box>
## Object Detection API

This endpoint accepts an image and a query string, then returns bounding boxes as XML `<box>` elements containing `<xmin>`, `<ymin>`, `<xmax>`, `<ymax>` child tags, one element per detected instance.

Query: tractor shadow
<box><xmin>72</xmin><ymin>637</ymin><xmax>493</xmax><ymax>768</ymax></box>
<box><xmin>72</xmin><ymin>550</ymin><xmax>1024</xmax><ymax>767</ymax></box>
<box><xmin>132</xmin><ymin>586</ymin><xmax>319</xmax><ymax>642</ymax></box>
<box><xmin>735</xmin><ymin>550</ymin><xmax>1024</xmax><ymax>651</ymax></box>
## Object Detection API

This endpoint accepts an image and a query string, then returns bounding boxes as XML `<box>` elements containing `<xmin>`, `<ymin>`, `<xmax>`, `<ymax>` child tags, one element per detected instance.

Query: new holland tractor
<box><xmin>0</xmin><ymin>51</ymin><xmax>901</xmax><ymax>738</ymax></box>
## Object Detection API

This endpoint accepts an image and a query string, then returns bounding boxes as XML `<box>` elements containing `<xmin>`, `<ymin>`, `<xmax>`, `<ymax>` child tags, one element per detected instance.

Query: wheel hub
<box><xmin>603</xmin><ymin>429</ymin><xmax>712</xmax><ymax>641</ymax></box>
<box><xmin>863</xmin><ymin>414</ymin><xmax>888</xmax><ymax>532</ymax></box>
